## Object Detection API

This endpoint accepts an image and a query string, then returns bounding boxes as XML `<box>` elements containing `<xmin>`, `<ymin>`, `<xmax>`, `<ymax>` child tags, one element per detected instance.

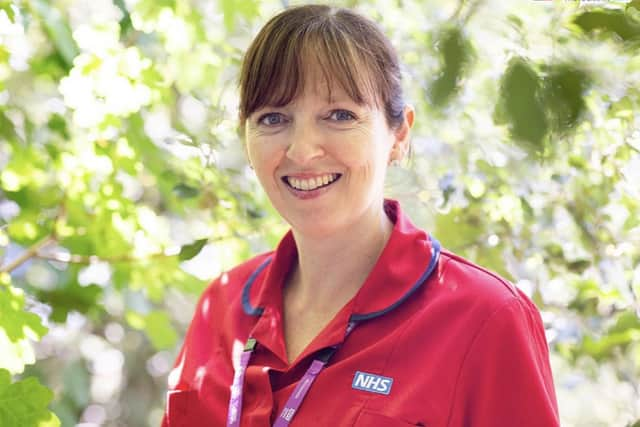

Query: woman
<box><xmin>162</xmin><ymin>5</ymin><xmax>559</xmax><ymax>426</ymax></box>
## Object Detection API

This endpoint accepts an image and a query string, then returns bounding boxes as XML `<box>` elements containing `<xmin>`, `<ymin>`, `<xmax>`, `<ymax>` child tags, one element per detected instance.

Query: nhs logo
<box><xmin>352</xmin><ymin>371</ymin><xmax>393</xmax><ymax>395</ymax></box>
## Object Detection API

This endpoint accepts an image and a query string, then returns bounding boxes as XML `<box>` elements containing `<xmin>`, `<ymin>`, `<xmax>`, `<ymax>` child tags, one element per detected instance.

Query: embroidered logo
<box><xmin>351</xmin><ymin>371</ymin><xmax>393</xmax><ymax>395</ymax></box>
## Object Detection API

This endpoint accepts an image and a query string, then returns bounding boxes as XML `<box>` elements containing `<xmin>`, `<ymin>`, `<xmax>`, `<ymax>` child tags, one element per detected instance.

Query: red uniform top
<box><xmin>162</xmin><ymin>200</ymin><xmax>559</xmax><ymax>426</ymax></box>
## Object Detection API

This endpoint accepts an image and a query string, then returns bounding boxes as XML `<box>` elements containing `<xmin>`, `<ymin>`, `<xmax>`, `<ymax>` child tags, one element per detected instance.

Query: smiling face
<box><xmin>245</xmin><ymin>73</ymin><xmax>411</xmax><ymax>238</ymax></box>
<box><xmin>238</xmin><ymin>6</ymin><xmax>413</xmax><ymax>238</ymax></box>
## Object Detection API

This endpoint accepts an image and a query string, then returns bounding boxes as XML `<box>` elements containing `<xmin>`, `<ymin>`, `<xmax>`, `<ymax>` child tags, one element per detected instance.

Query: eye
<box><xmin>257</xmin><ymin>112</ymin><xmax>287</xmax><ymax>126</ymax></box>
<box><xmin>328</xmin><ymin>109</ymin><xmax>356</xmax><ymax>122</ymax></box>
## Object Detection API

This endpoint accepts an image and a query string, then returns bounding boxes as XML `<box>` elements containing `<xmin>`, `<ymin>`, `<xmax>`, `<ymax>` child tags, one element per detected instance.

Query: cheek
<box><xmin>247</xmin><ymin>140</ymin><xmax>280</xmax><ymax>172</ymax></box>
<box><xmin>336</xmin><ymin>134</ymin><xmax>391</xmax><ymax>172</ymax></box>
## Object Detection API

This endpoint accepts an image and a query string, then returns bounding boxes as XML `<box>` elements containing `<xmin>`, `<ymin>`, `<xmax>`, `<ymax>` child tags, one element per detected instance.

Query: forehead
<box><xmin>277</xmin><ymin>56</ymin><xmax>376</xmax><ymax>107</ymax></box>
<box><xmin>298</xmin><ymin>60</ymin><xmax>363</xmax><ymax>104</ymax></box>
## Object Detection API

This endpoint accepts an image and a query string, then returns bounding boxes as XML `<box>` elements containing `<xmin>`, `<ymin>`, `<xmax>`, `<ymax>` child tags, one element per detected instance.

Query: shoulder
<box><xmin>437</xmin><ymin>251</ymin><xmax>559</xmax><ymax>425</ymax></box>
<box><xmin>431</xmin><ymin>248</ymin><xmax>540</xmax><ymax>324</ymax></box>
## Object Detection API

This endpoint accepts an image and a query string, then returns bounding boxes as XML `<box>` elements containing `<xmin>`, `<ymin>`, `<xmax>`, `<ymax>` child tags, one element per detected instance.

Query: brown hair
<box><xmin>238</xmin><ymin>5</ymin><xmax>405</xmax><ymax>129</ymax></box>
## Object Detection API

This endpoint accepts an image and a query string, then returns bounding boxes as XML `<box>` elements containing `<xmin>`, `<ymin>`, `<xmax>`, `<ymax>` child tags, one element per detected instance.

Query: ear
<box><xmin>389</xmin><ymin>105</ymin><xmax>415</xmax><ymax>162</ymax></box>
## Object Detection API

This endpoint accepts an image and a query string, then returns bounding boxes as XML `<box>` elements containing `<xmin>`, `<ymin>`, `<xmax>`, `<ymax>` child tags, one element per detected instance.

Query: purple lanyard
<box><xmin>226</xmin><ymin>338</ymin><xmax>257</xmax><ymax>427</ymax></box>
<box><xmin>226</xmin><ymin>323</ymin><xmax>356</xmax><ymax>427</ymax></box>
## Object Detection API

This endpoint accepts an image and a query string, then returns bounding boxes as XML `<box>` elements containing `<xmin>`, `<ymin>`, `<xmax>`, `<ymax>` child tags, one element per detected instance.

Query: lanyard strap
<box><xmin>226</xmin><ymin>338</ymin><xmax>257</xmax><ymax>427</ymax></box>
<box><xmin>273</xmin><ymin>346</ymin><xmax>337</xmax><ymax>427</ymax></box>
<box><xmin>226</xmin><ymin>322</ymin><xmax>355</xmax><ymax>427</ymax></box>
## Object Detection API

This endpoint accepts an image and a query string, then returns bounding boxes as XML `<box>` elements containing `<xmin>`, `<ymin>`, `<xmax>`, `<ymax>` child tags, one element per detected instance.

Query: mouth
<box><xmin>282</xmin><ymin>173</ymin><xmax>342</xmax><ymax>192</ymax></box>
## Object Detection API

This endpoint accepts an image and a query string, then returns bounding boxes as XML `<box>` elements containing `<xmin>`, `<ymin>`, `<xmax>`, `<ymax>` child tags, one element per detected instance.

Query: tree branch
<box><xmin>35</xmin><ymin>249</ymin><xmax>175</xmax><ymax>265</ymax></box>
<box><xmin>449</xmin><ymin>0</ymin><xmax>466</xmax><ymax>21</ymax></box>
<box><xmin>33</xmin><ymin>233</ymin><xmax>238</xmax><ymax>265</ymax></box>
<box><xmin>0</xmin><ymin>235</ymin><xmax>56</xmax><ymax>274</ymax></box>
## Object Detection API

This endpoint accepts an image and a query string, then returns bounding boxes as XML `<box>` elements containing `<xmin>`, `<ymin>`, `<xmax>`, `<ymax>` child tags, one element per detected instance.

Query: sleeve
<box><xmin>161</xmin><ymin>279</ymin><xmax>221</xmax><ymax>427</ymax></box>
<box><xmin>447</xmin><ymin>295</ymin><xmax>559</xmax><ymax>427</ymax></box>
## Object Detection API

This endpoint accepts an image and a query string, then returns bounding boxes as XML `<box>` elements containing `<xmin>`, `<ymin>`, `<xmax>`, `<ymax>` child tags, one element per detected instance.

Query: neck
<box><xmin>286</xmin><ymin>204</ymin><xmax>393</xmax><ymax>312</ymax></box>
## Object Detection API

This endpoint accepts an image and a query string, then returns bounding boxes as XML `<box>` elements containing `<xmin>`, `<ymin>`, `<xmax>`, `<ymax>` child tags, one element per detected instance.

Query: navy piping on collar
<box><xmin>242</xmin><ymin>258</ymin><xmax>272</xmax><ymax>316</ymax></box>
<box><xmin>241</xmin><ymin>237</ymin><xmax>441</xmax><ymax>322</ymax></box>
<box><xmin>350</xmin><ymin>236</ymin><xmax>441</xmax><ymax>322</ymax></box>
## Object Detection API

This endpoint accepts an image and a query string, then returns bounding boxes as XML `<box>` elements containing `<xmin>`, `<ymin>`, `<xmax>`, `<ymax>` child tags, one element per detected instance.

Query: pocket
<box><xmin>353</xmin><ymin>410</ymin><xmax>425</xmax><ymax>427</ymax></box>
<box><xmin>166</xmin><ymin>390</ymin><xmax>199</xmax><ymax>427</ymax></box>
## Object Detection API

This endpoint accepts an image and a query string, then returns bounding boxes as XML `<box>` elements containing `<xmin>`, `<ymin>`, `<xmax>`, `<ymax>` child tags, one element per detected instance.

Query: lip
<box><xmin>281</xmin><ymin>173</ymin><xmax>342</xmax><ymax>200</ymax></box>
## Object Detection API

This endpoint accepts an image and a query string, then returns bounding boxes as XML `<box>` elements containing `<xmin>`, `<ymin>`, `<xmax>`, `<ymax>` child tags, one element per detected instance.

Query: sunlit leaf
<box><xmin>0</xmin><ymin>1</ymin><xmax>14</xmax><ymax>22</ymax></box>
<box><xmin>112</xmin><ymin>0</ymin><xmax>134</xmax><ymax>36</ymax></box>
<box><xmin>0</xmin><ymin>370</ymin><xmax>60</xmax><ymax>427</ymax></box>
<box><xmin>29</xmin><ymin>0</ymin><xmax>79</xmax><ymax>69</ymax></box>
<box><xmin>608</xmin><ymin>310</ymin><xmax>640</xmax><ymax>335</ymax></box>
<box><xmin>434</xmin><ymin>208</ymin><xmax>483</xmax><ymax>251</ymax></box>
<box><xmin>0</xmin><ymin>286</ymin><xmax>47</xmax><ymax>373</ymax></box>
<box><xmin>581</xmin><ymin>329</ymin><xmax>640</xmax><ymax>360</ymax></box>
<box><xmin>0</xmin><ymin>45</ymin><xmax>9</xmax><ymax>64</ymax></box>
<box><xmin>0</xmin><ymin>286</ymin><xmax>47</xmax><ymax>343</ymax></box>
<box><xmin>568</xmin><ymin>154</ymin><xmax>587</xmax><ymax>170</ymax></box>
<box><xmin>126</xmin><ymin>310</ymin><xmax>178</xmax><ymax>350</ymax></box>
<box><xmin>221</xmin><ymin>0</ymin><xmax>259</xmax><ymax>32</ymax></box>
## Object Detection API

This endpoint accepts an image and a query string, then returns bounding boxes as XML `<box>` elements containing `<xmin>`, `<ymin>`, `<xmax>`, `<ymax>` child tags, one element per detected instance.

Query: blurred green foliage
<box><xmin>0</xmin><ymin>0</ymin><xmax>639</xmax><ymax>426</ymax></box>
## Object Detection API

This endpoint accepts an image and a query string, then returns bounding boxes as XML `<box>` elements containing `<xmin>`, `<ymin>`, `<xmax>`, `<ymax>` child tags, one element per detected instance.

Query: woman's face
<box><xmin>245</xmin><ymin>74</ymin><xmax>411</xmax><ymax>239</ymax></box>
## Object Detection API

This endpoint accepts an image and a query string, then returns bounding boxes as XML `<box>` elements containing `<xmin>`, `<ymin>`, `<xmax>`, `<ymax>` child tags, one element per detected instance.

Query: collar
<box><xmin>242</xmin><ymin>199</ymin><xmax>440</xmax><ymax>363</ymax></box>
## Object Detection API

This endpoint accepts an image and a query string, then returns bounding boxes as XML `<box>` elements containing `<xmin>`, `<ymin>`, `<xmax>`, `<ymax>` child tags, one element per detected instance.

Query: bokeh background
<box><xmin>1</xmin><ymin>0</ymin><xmax>639</xmax><ymax>425</ymax></box>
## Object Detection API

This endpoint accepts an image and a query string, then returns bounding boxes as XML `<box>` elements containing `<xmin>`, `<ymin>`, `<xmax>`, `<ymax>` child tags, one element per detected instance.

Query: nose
<box><xmin>285</xmin><ymin>120</ymin><xmax>325</xmax><ymax>165</ymax></box>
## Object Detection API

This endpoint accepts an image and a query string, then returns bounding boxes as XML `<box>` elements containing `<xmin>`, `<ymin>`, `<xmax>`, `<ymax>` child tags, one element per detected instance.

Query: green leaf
<box><xmin>542</xmin><ymin>64</ymin><xmax>590</xmax><ymax>132</ymax></box>
<box><xmin>0</xmin><ymin>45</ymin><xmax>9</xmax><ymax>64</ymax></box>
<box><xmin>566</xmin><ymin>259</ymin><xmax>591</xmax><ymax>274</ymax></box>
<box><xmin>0</xmin><ymin>110</ymin><xmax>18</xmax><ymax>143</ymax></box>
<box><xmin>428</xmin><ymin>26</ymin><xmax>474</xmax><ymax>107</ymax></box>
<box><xmin>581</xmin><ymin>329</ymin><xmax>640</xmax><ymax>360</ymax></box>
<box><xmin>435</xmin><ymin>208</ymin><xmax>483</xmax><ymax>251</ymax></box>
<box><xmin>608</xmin><ymin>310</ymin><xmax>640</xmax><ymax>335</ymax></box>
<box><xmin>30</xmin><ymin>0</ymin><xmax>79</xmax><ymax>69</ymax></box>
<box><xmin>0</xmin><ymin>369</ymin><xmax>60</xmax><ymax>427</ymax></box>
<box><xmin>173</xmin><ymin>183</ymin><xmax>200</xmax><ymax>199</ymax></box>
<box><xmin>112</xmin><ymin>0</ymin><xmax>134</xmax><ymax>36</ymax></box>
<box><xmin>46</xmin><ymin>114</ymin><xmax>69</xmax><ymax>140</ymax></box>
<box><xmin>0</xmin><ymin>287</ymin><xmax>47</xmax><ymax>343</ymax></box>
<box><xmin>178</xmin><ymin>238</ymin><xmax>208</xmax><ymax>261</ymax></box>
<box><xmin>0</xmin><ymin>287</ymin><xmax>48</xmax><ymax>374</ymax></box>
<box><xmin>37</xmin><ymin>282</ymin><xmax>103</xmax><ymax>323</ymax></box>
<box><xmin>132</xmin><ymin>0</ymin><xmax>175</xmax><ymax>24</ymax></box>
<box><xmin>573</xmin><ymin>9</ymin><xmax>640</xmax><ymax>42</ymax></box>
<box><xmin>221</xmin><ymin>0</ymin><xmax>259</xmax><ymax>32</ymax></box>
<box><xmin>494</xmin><ymin>57</ymin><xmax>548</xmax><ymax>154</ymax></box>
<box><xmin>126</xmin><ymin>310</ymin><xmax>178</xmax><ymax>350</ymax></box>
<box><xmin>568</xmin><ymin>154</ymin><xmax>587</xmax><ymax>169</ymax></box>
<box><xmin>0</xmin><ymin>1</ymin><xmax>15</xmax><ymax>22</ymax></box>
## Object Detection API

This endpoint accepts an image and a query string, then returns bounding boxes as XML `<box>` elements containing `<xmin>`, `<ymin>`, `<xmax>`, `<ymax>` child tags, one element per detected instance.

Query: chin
<box><xmin>284</xmin><ymin>212</ymin><xmax>346</xmax><ymax>239</ymax></box>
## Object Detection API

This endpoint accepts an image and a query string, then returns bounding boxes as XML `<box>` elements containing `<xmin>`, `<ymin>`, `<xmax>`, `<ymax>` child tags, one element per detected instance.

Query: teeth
<box><xmin>287</xmin><ymin>173</ymin><xmax>338</xmax><ymax>191</ymax></box>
